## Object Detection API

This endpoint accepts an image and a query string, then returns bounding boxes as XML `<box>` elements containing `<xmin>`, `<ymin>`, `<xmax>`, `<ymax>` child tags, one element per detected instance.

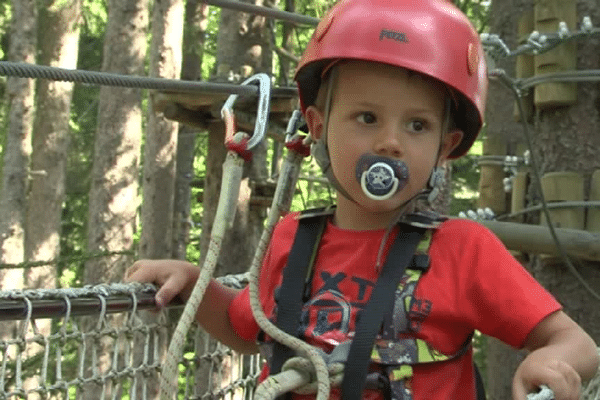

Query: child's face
<box><xmin>306</xmin><ymin>61</ymin><xmax>463</xmax><ymax>227</ymax></box>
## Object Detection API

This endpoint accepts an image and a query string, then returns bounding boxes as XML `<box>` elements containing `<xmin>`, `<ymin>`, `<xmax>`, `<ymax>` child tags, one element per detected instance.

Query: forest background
<box><xmin>0</xmin><ymin>0</ymin><xmax>599</xmax><ymax>399</ymax></box>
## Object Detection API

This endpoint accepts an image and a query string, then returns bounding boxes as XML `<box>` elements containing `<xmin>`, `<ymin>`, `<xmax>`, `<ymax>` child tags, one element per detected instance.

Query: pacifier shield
<box><xmin>355</xmin><ymin>154</ymin><xmax>409</xmax><ymax>200</ymax></box>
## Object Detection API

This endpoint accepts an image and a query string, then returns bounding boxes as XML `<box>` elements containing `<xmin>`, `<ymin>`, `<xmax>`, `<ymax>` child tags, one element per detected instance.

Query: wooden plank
<box><xmin>541</xmin><ymin>171</ymin><xmax>584</xmax><ymax>229</ymax></box>
<box><xmin>478</xmin><ymin>136</ymin><xmax>507</xmax><ymax>214</ymax></box>
<box><xmin>479</xmin><ymin>219</ymin><xmax>600</xmax><ymax>262</ymax></box>
<box><xmin>533</xmin><ymin>0</ymin><xmax>577</xmax><ymax>108</ymax></box>
<box><xmin>587</xmin><ymin>170</ymin><xmax>600</xmax><ymax>232</ymax></box>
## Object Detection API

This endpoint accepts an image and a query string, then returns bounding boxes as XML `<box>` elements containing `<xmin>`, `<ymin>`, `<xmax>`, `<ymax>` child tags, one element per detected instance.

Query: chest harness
<box><xmin>261</xmin><ymin>207</ymin><xmax>486</xmax><ymax>400</ymax></box>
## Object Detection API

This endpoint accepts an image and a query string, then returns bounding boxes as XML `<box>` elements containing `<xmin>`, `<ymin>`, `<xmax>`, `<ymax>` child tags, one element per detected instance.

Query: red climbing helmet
<box><xmin>295</xmin><ymin>0</ymin><xmax>488</xmax><ymax>158</ymax></box>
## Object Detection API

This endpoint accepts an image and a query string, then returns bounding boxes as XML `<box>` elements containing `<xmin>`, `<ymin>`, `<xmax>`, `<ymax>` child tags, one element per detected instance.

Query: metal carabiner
<box><xmin>285</xmin><ymin>109</ymin><xmax>304</xmax><ymax>143</ymax></box>
<box><xmin>220</xmin><ymin>73</ymin><xmax>272</xmax><ymax>151</ymax></box>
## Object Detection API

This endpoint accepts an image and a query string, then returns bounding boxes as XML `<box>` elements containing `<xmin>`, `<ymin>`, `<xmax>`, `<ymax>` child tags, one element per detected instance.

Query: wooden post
<box><xmin>533</xmin><ymin>0</ymin><xmax>577</xmax><ymax>108</ymax></box>
<box><xmin>540</xmin><ymin>171</ymin><xmax>585</xmax><ymax>229</ymax></box>
<box><xmin>478</xmin><ymin>136</ymin><xmax>507</xmax><ymax>215</ymax></box>
<box><xmin>587</xmin><ymin>170</ymin><xmax>600</xmax><ymax>232</ymax></box>
<box><xmin>511</xmin><ymin>171</ymin><xmax>529</xmax><ymax>223</ymax></box>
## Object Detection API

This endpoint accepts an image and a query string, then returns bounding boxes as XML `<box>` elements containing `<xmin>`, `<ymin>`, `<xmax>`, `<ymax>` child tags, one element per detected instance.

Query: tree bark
<box><xmin>529</xmin><ymin>0</ymin><xmax>600</xmax><ymax>351</ymax></box>
<box><xmin>172</xmin><ymin>0</ymin><xmax>209</xmax><ymax>260</ymax></box>
<box><xmin>136</xmin><ymin>1</ymin><xmax>184</xmax><ymax>398</ymax></box>
<box><xmin>81</xmin><ymin>0</ymin><xmax>148</xmax><ymax>398</ymax></box>
<box><xmin>0</xmin><ymin>0</ymin><xmax>37</xmax><ymax>345</ymax></box>
<box><xmin>483</xmin><ymin>0</ymin><xmax>600</xmax><ymax>398</ymax></box>
<box><xmin>139</xmin><ymin>0</ymin><xmax>184</xmax><ymax>260</ymax></box>
<box><xmin>0</xmin><ymin>0</ymin><xmax>37</xmax><ymax>288</ymax></box>
<box><xmin>21</xmin><ymin>1</ymin><xmax>81</xmax><ymax>397</ymax></box>
<box><xmin>25</xmin><ymin>0</ymin><xmax>81</xmax><ymax>289</ymax></box>
<box><xmin>482</xmin><ymin>1</ymin><xmax>532</xmax><ymax>398</ymax></box>
<box><xmin>84</xmin><ymin>0</ymin><xmax>148</xmax><ymax>285</ymax></box>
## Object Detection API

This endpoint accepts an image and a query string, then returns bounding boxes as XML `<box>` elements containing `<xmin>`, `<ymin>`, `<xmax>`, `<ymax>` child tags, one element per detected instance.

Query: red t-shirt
<box><xmin>228</xmin><ymin>213</ymin><xmax>561</xmax><ymax>399</ymax></box>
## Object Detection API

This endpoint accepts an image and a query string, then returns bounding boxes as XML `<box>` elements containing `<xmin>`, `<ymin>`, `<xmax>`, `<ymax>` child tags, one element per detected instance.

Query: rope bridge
<box><xmin>0</xmin><ymin>282</ymin><xmax>261</xmax><ymax>400</ymax></box>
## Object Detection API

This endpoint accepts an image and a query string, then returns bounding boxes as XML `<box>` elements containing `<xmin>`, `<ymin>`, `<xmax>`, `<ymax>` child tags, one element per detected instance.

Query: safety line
<box><xmin>0</xmin><ymin>61</ymin><xmax>298</xmax><ymax>98</ymax></box>
<box><xmin>205</xmin><ymin>0</ymin><xmax>319</xmax><ymax>26</ymax></box>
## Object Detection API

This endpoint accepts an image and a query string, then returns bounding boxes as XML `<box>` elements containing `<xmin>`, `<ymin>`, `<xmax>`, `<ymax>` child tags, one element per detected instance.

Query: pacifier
<box><xmin>355</xmin><ymin>154</ymin><xmax>409</xmax><ymax>200</ymax></box>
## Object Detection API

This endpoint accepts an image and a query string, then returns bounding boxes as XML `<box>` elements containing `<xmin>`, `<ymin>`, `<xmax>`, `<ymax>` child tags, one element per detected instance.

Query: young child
<box><xmin>125</xmin><ymin>0</ymin><xmax>598</xmax><ymax>399</ymax></box>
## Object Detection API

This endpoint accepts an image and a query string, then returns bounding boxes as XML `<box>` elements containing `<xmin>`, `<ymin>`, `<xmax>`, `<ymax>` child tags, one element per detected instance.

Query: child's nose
<box><xmin>373</xmin><ymin>126</ymin><xmax>403</xmax><ymax>158</ymax></box>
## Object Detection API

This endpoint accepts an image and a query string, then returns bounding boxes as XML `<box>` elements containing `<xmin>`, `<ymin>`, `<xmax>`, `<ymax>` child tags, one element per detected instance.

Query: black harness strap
<box><xmin>270</xmin><ymin>212</ymin><xmax>328</xmax><ymax>376</ymax></box>
<box><xmin>341</xmin><ymin>225</ymin><xmax>426</xmax><ymax>400</ymax></box>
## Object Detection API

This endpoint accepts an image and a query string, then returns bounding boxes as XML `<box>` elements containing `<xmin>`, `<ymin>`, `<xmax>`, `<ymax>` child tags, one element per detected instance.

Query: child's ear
<box><xmin>439</xmin><ymin>129</ymin><xmax>464</xmax><ymax>163</ymax></box>
<box><xmin>304</xmin><ymin>105</ymin><xmax>324</xmax><ymax>140</ymax></box>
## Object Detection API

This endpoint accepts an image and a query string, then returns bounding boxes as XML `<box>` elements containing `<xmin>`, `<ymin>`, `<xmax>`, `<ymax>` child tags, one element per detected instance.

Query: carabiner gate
<box><xmin>220</xmin><ymin>73</ymin><xmax>272</xmax><ymax>151</ymax></box>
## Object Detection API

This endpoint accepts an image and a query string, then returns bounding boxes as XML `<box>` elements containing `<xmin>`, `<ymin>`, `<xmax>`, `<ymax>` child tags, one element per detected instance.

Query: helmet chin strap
<box><xmin>311</xmin><ymin>67</ymin><xmax>359</xmax><ymax>203</ymax></box>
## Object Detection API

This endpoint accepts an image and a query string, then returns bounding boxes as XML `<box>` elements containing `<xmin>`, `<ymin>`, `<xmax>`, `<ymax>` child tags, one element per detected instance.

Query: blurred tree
<box><xmin>139</xmin><ymin>0</ymin><xmax>184</xmax><ymax>259</ymax></box>
<box><xmin>26</xmin><ymin>0</ymin><xmax>82</xmax><ymax>289</ymax></box>
<box><xmin>0</xmin><ymin>0</ymin><xmax>36</xmax><ymax>295</ymax></box>
<box><xmin>82</xmin><ymin>0</ymin><xmax>148</xmax><ymax>397</ymax></box>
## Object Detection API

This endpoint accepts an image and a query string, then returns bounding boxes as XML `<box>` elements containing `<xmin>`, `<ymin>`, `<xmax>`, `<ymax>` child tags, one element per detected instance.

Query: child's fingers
<box><xmin>545</xmin><ymin>361</ymin><xmax>581</xmax><ymax>400</ymax></box>
<box><xmin>123</xmin><ymin>259</ymin><xmax>198</xmax><ymax>308</ymax></box>
<box><xmin>516</xmin><ymin>361</ymin><xmax>581</xmax><ymax>400</ymax></box>
<box><xmin>153</xmin><ymin>273</ymin><xmax>189</xmax><ymax>308</ymax></box>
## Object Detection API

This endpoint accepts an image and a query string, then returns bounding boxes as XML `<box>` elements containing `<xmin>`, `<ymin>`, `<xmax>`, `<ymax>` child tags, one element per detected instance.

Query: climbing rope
<box><xmin>244</xmin><ymin>111</ymin><xmax>333</xmax><ymax>400</ymax></box>
<box><xmin>158</xmin><ymin>73</ymin><xmax>272</xmax><ymax>400</ymax></box>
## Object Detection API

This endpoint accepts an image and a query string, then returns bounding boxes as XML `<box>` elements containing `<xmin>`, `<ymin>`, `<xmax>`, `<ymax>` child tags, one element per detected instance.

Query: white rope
<box><xmin>243</xmin><ymin>130</ymin><xmax>332</xmax><ymax>400</ymax></box>
<box><xmin>159</xmin><ymin>149</ymin><xmax>245</xmax><ymax>399</ymax></box>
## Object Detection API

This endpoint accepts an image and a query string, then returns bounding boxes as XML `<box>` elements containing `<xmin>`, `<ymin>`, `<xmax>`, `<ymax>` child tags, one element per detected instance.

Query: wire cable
<box><xmin>204</xmin><ymin>0</ymin><xmax>319</xmax><ymax>26</ymax></box>
<box><xmin>0</xmin><ymin>61</ymin><xmax>298</xmax><ymax>98</ymax></box>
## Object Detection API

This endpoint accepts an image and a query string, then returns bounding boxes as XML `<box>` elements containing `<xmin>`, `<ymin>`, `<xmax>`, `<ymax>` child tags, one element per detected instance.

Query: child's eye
<box><xmin>408</xmin><ymin>119</ymin><xmax>428</xmax><ymax>132</ymax></box>
<box><xmin>357</xmin><ymin>112</ymin><xmax>377</xmax><ymax>124</ymax></box>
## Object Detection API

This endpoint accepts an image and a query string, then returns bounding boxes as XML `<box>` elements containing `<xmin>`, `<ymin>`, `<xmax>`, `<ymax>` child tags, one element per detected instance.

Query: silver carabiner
<box><xmin>221</xmin><ymin>73</ymin><xmax>272</xmax><ymax>150</ymax></box>
<box><xmin>285</xmin><ymin>109</ymin><xmax>304</xmax><ymax>143</ymax></box>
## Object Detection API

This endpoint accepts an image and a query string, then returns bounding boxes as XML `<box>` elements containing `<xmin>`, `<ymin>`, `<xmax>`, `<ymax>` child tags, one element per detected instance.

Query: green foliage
<box><xmin>454</xmin><ymin>0</ymin><xmax>491</xmax><ymax>33</ymax></box>
<box><xmin>0</xmin><ymin>0</ymin><xmax>10</xmax><ymax>60</ymax></box>
<box><xmin>0</xmin><ymin>0</ymin><xmax>12</xmax><ymax>157</ymax></box>
<box><xmin>450</xmin><ymin>139</ymin><xmax>483</xmax><ymax>216</ymax></box>
<box><xmin>186</xmin><ymin>134</ymin><xmax>208</xmax><ymax>264</ymax></box>
<box><xmin>202</xmin><ymin>7</ymin><xmax>220</xmax><ymax>80</ymax></box>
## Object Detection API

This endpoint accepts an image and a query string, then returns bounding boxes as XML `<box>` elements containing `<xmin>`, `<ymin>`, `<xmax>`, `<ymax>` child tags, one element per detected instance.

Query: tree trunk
<box><xmin>21</xmin><ymin>1</ymin><xmax>81</xmax><ymax>397</ymax></box>
<box><xmin>82</xmin><ymin>0</ymin><xmax>148</xmax><ymax>398</ymax></box>
<box><xmin>0</xmin><ymin>0</ymin><xmax>37</xmax><ymax>345</ymax></box>
<box><xmin>139</xmin><ymin>0</ymin><xmax>184</xmax><ymax>260</ymax></box>
<box><xmin>172</xmin><ymin>0</ymin><xmax>208</xmax><ymax>260</ymax></box>
<box><xmin>529</xmin><ymin>0</ymin><xmax>600</xmax><ymax>353</ymax></box>
<box><xmin>25</xmin><ymin>0</ymin><xmax>81</xmax><ymax>289</ymax></box>
<box><xmin>84</xmin><ymin>0</ymin><xmax>148</xmax><ymax>285</ymax></box>
<box><xmin>483</xmin><ymin>0</ymin><xmax>600</xmax><ymax>398</ymax></box>
<box><xmin>194</xmin><ymin>0</ymin><xmax>273</xmax><ymax>396</ymax></box>
<box><xmin>0</xmin><ymin>0</ymin><xmax>37</xmax><ymax>288</ymax></box>
<box><xmin>136</xmin><ymin>1</ymin><xmax>184</xmax><ymax>398</ymax></box>
<box><xmin>481</xmin><ymin>1</ymin><xmax>532</xmax><ymax>398</ymax></box>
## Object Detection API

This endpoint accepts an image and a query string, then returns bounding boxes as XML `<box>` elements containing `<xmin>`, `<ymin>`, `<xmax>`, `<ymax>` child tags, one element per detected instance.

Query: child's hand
<box><xmin>513</xmin><ymin>353</ymin><xmax>582</xmax><ymax>400</ymax></box>
<box><xmin>124</xmin><ymin>259</ymin><xmax>199</xmax><ymax>308</ymax></box>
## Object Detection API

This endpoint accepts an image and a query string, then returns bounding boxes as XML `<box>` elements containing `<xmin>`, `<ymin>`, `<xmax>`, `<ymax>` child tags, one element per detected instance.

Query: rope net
<box><xmin>0</xmin><ymin>283</ymin><xmax>261</xmax><ymax>400</ymax></box>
